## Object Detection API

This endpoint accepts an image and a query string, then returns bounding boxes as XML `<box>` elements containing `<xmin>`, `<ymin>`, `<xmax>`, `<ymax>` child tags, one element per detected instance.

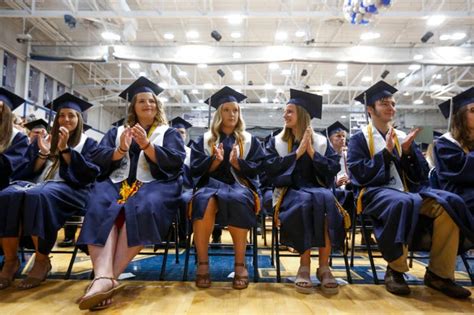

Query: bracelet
<box><xmin>38</xmin><ymin>155</ymin><xmax>48</xmax><ymax>160</ymax></box>
<box><xmin>59</xmin><ymin>147</ymin><xmax>71</xmax><ymax>155</ymax></box>
<box><xmin>117</xmin><ymin>146</ymin><xmax>127</xmax><ymax>154</ymax></box>
<box><xmin>38</xmin><ymin>150</ymin><xmax>50</xmax><ymax>157</ymax></box>
<box><xmin>140</xmin><ymin>141</ymin><xmax>151</xmax><ymax>151</ymax></box>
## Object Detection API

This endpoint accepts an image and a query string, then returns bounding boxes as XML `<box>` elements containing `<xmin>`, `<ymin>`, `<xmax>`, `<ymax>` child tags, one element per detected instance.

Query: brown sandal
<box><xmin>77</xmin><ymin>277</ymin><xmax>124</xmax><ymax>310</ymax></box>
<box><xmin>232</xmin><ymin>263</ymin><xmax>249</xmax><ymax>290</ymax></box>
<box><xmin>18</xmin><ymin>258</ymin><xmax>51</xmax><ymax>290</ymax></box>
<box><xmin>0</xmin><ymin>258</ymin><xmax>20</xmax><ymax>290</ymax></box>
<box><xmin>195</xmin><ymin>261</ymin><xmax>211</xmax><ymax>288</ymax></box>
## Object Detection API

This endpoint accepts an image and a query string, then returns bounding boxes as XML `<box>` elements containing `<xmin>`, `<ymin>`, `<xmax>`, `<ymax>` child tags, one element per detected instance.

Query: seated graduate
<box><xmin>76</xmin><ymin>77</ymin><xmax>185</xmax><ymax>310</ymax></box>
<box><xmin>0</xmin><ymin>93</ymin><xmax>99</xmax><ymax>290</ymax></box>
<box><xmin>189</xmin><ymin>86</ymin><xmax>265</xmax><ymax>290</ymax></box>
<box><xmin>24</xmin><ymin>118</ymin><xmax>49</xmax><ymax>144</ymax></box>
<box><xmin>434</xmin><ymin>87</ymin><xmax>474</xmax><ymax>217</ymax></box>
<box><xmin>170</xmin><ymin>116</ymin><xmax>193</xmax><ymax>246</ymax></box>
<box><xmin>347</xmin><ymin>80</ymin><xmax>473</xmax><ymax>299</ymax></box>
<box><xmin>264</xmin><ymin>89</ymin><xmax>347</xmax><ymax>295</ymax></box>
<box><xmin>0</xmin><ymin>88</ymin><xmax>29</xmax><ymax>190</ymax></box>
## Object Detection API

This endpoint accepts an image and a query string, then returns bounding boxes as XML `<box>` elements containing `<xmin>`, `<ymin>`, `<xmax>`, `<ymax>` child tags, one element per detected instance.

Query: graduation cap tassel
<box><xmin>447</xmin><ymin>98</ymin><xmax>453</xmax><ymax>131</ymax></box>
<box><xmin>364</xmin><ymin>92</ymin><xmax>369</xmax><ymax>124</ymax></box>
<box><xmin>47</xmin><ymin>100</ymin><xmax>53</xmax><ymax>133</ymax></box>
<box><xmin>207</xmin><ymin>93</ymin><xmax>212</xmax><ymax>129</ymax></box>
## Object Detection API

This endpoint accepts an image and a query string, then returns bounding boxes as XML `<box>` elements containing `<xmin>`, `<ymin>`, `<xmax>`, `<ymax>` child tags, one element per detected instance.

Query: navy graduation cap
<box><xmin>46</xmin><ymin>92</ymin><xmax>93</xmax><ymax>113</ymax></box>
<box><xmin>170</xmin><ymin>116</ymin><xmax>193</xmax><ymax>129</ymax></box>
<box><xmin>287</xmin><ymin>89</ymin><xmax>323</xmax><ymax>119</ymax></box>
<box><xmin>205</xmin><ymin>86</ymin><xmax>247</xmax><ymax>109</ymax></box>
<box><xmin>24</xmin><ymin>118</ymin><xmax>49</xmax><ymax>131</ymax></box>
<box><xmin>0</xmin><ymin>87</ymin><xmax>25</xmax><ymax>110</ymax></box>
<box><xmin>111</xmin><ymin>118</ymin><xmax>125</xmax><ymax>127</ymax></box>
<box><xmin>326</xmin><ymin>121</ymin><xmax>349</xmax><ymax>137</ymax></box>
<box><xmin>83</xmin><ymin>123</ymin><xmax>93</xmax><ymax>131</ymax></box>
<box><xmin>119</xmin><ymin>76</ymin><xmax>164</xmax><ymax>102</ymax></box>
<box><xmin>438</xmin><ymin>87</ymin><xmax>474</xmax><ymax>119</ymax></box>
<box><xmin>354</xmin><ymin>80</ymin><xmax>398</xmax><ymax>106</ymax></box>
<box><xmin>433</xmin><ymin>130</ymin><xmax>443</xmax><ymax>139</ymax></box>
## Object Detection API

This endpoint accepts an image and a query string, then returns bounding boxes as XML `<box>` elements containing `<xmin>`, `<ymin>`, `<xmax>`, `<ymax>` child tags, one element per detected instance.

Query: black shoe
<box><xmin>211</xmin><ymin>236</ymin><xmax>221</xmax><ymax>244</ymax></box>
<box><xmin>424</xmin><ymin>268</ymin><xmax>471</xmax><ymax>299</ymax></box>
<box><xmin>57</xmin><ymin>238</ymin><xmax>75</xmax><ymax>248</ymax></box>
<box><xmin>384</xmin><ymin>266</ymin><xmax>411</xmax><ymax>296</ymax></box>
<box><xmin>361</xmin><ymin>235</ymin><xmax>376</xmax><ymax>246</ymax></box>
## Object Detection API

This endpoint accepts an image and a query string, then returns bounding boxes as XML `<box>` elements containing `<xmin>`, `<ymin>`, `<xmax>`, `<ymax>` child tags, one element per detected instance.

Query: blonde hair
<box><xmin>282</xmin><ymin>104</ymin><xmax>313</xmax><ymax>143</ymax></box>
<box><xmin>208</xmin><ymin>102</ymin><xmax>246</xmax><ymax>147</ymax></box>
<box><xmin>126</xmin><ymin>93</ymin><xmax>167</xmax><ymax>127</ymax></box>
<box><xmin>0</xmin><ymin>104</ymin><xmax>13</xmax><ymax>153</ymax></box>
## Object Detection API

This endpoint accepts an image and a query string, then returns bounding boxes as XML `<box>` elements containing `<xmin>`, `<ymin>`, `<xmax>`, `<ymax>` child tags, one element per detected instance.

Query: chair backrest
<box><xmin>428</xmin><ymin>168</ymin><xmax>440</xmax><ymax>189</ymax></box>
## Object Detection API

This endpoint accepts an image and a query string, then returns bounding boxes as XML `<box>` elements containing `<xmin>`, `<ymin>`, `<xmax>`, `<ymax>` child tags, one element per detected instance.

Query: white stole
<box><xmin>37</xmin><ymin>133</ymin><xmax>88</xmax><ymax>183</ymax></box>
<box><xmin>9</xmin><ymin>128</ymin><xmax>19</xmax><ymax>146</ymax></box>
<box><xmin>202</xmin><ymin>130</ymin><xmax>253</xmax><ymax>185</ymax></box>
<box><xmin>441</xmin><ymin>132</ymin><xmax>464</xmax><ymax>149</ymax></box>
<box><xmin>184</xmin><ymin>145</ymin><xmax>191</xmax><ymax>167</ymax></box>
<box><xmin>361</xmin><ymin>124</ymin><xmax>406</xmax><ymax>191</ymax></box>
<box><xmin>109</xmin><ymin>124</ymin><xmax>169</xmax><ymax>184</ymax></box>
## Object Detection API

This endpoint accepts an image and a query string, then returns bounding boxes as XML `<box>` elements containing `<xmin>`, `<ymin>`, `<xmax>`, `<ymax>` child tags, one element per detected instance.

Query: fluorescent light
<box><xmin>340</xmin><ymin>115</ymin><xmax>347</xmax><ymax>119</ymax></box>
<box><xmin>295</xmin><ymin>30</ymin><xmax>306</xmax><ymax>38</ymax></box>
<box><xmin>403</xmin><ymin>92</ymin><xmax>410</xmax><ymax>96</ymax></box>
<box><xmin>191</xmin><ymin>89</ymin><xmax>199</xmax><ymax>94</ymax></box>
<box><xmin>231</xmin><ymin>32</ymin><xmax>241</xmax><ymax>39</ymax></box>
<box><xmin>163</xmin><ymin>33</ymin><xmax>174</xmax><ymax>40</ymax></box>
<box><xmin>159</xmin><ymin>97</ymin><xmax>168</xmax><ymax>103</ymax></box>
<box><xmin>186</xmin><ymin>30</ymin><xmax>199</xmax><ymax>39</ymax></box>
<box><xmin>281</xmin><ymin>69</ymin><xmax>292</xmax><ymax>76</ymax></box>
<box><xmin>264</xmin><ymin>83</ymin><xmax>274</xmax><ymax>90</ymax></box>
<box><xmin>101</xmin><ymin>31</ymin><xmax>121</xmax><ymax>41</ymax></box>
<box><xmin>336</xmin><ymin>71</ymin><xmax>346</xmax><ymax>77</ymax></box>
<box><xmin>360</xmin><ymin>32</ymin><xmax>380</xmax><ymax>40</ymax></box>
<box><xmin>432</xmin><ymin>74</ymin><xmax>442</xmax><ymax>79</ymax></box>
<box><xmin>138</xmin><ymin>71</ymin><xmax>146</xmax><ymax>77</ymax></box>
<box><xmin>203</xmin><ymin>83</ymin><xmax>213</xmax><ymax>89</ymax></box>
<box><xmin>178</xmin><ymin>71</ymin><xmax>188</xmax><ymax>77</ymax></box>
<box><xmin>227</xmin><ymin>15</ymin><xmax>244</xmax><ymax>25</ymax></box>
<box><xmin>260</xmin><ymin>97</ymin><xmax>268</xmax><ymax>103</ymax></box>
<box><xmin>198</xmin><ymin>99</ymin><xmax>204</xmax><ymax>103</ymax></box>
<box><xmin>233</xmin><ymin>70</ymin><xmax>243</xmax><ymax>81</ymax></box>
<box><xmin>426</xmin><ymin>15</ymin><xmax>446</xmax><ymax>26</ymax></box>
<box><xmin>413</xmin><ymin>54</ymin><xmax>424</xmax><ymax>60</ymax></box>
<box><xmin>361</xmin><ymin>76</ymin><xmax>372</xmax><ymax>82</ymax></box>
<box><xmin>408</xmin><ymin>64</ymin><xmax>421</xmax><ymax>71</ymax></box>
<box><xmin>452</xmin><ymin>32</ymin><xmax>466</xmax><ymax>40</ymax></box>
<box><xmin>197</xmin><ymin>63</ymin><xmax>207</xmax><ymax>68</ymax></box>
<box><xmin>414</xmin><ymin>99</ymin><xmax>424</xmax><ymax>105</ymax></box>
<box><xmin>430</xmin><ymin>84</ymin><xmax>442</xmax><ymax>91</ymax></box>
<box><xmin>276</xmin><ymin>88</ymin><xmax>284</xmax><ymax>94</ymax></box>
<box><xmin>232</xmin><ymin>52</ymin><xmax>241</xmax><ymax>59</ymax></box>
<box><xmin>275</xmin><ymin>31</ymin><xmax>288</xmax><ymax>41</ymax></box>
<box><xmin>273</xmin><ymin>98</ymin><xmax>280</xmax><ymax>103</ymax></box>
<box><xmin>336</xmin><ymin>64</ymin><xmax>348</xmax><ymax>70</ymax></box>
<box><xmin>129</xmin><ymin>62</ymin><xmax>140</xmax><ymax>69</ymax></box>
<box><xmin>439</xmin><ymin>34</ymin><xmax>451</xmax><ymax>41</ymax></box>
<box><xmin>269</xmin><ymin>63</ymin><xmax>279</xmax><ymax>70</ymax></box>
<box><xmin>397</xmin><ymin>72</ymin><xmax>407</xmax><ymax>79</ymax></box>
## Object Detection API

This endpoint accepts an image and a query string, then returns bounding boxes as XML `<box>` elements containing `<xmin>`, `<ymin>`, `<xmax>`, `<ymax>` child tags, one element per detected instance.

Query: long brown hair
<box><xmin>282</xmin><ymin>104</ymin><xmax>313</xmax><ymax>143</ymax></box>
<box><xmin>0</xmin><ymin>103</ymin><xmax>13</xmax><ymax>153</ymax></box>
<box><xmin>208</xmin><ymin>102</ymin><xmax>246</xmax><ymax>147</ymax></box>
<box><xmin>126</xmin><ymin>93</ymin><xmax>167</xmax><ymax>127</ymax></box>
<box><xmin>44</xmin><ymin>109</ymin><xmax>84</xmax><ymax>180</ymax></box>
<box><xmin>451</xmin><ymin>105</ymin><xmax>474</xmax><ymax>151</ymax></box>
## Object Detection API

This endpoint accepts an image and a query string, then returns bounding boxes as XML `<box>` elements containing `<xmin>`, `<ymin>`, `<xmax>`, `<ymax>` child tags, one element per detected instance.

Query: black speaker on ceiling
<box><xmin>217</xmin><ymin>69</ymin><xmax>225</xmax><ymax>77</ymax></box>
<box><xmin>421</xmin><ymin>31</ymin><xmax>434</xmax><ymax>43</ymax></box>
<box><xmin>381</xmin><ymin>70</ymin><xmax>390</xmax><ymax>79</ymax></box>
<box><xmin>301</xmin><ymin>69</ymin><xmax>308</xmax><ymax>77</ymax></box>
<box><xmin>211</xmin><ymin>30</ymin><xmax>222</xmax><ymax>42</ymax></box>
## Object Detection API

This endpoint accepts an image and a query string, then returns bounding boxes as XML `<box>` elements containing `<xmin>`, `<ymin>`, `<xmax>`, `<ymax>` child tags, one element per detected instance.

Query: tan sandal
<box><xmin>317</xmin><ymin>266</ymin><xmax>339</xmax><ymax>295</ymax></box>
<box><xmin>18</xmin><ymin>258</ymin><xmax>51</xmax><ymax>290</ymax></box>
<box><xmin>232</xmin><ymin>263</ymin><xmax>249</xmax><ymax>290</ymax></box>
<box><xmin>195</xmin><ymin>261</ymin><xmax>211</xmax><ymax>289</ymax></box>
<box><xmin>295</xmin><ymin>265</ymin><xmax>313</xmax><ymax>294</ymax></box>
<box><xmin>0</xmin><ymin>258</ymin><xmax>20</xmax><ymax>290</ymax></box>
<box><xmin>77</xmin><ymin>277</ymin><xmax>124</xmax><ymax>310</ymax></box>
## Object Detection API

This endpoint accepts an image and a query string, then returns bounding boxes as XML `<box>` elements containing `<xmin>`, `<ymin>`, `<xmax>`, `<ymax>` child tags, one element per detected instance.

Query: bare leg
<box><xmin>81</xmin><ymin>226</ymin><xmax>119</xmax><ymax>300</ymax></box>
<box><xmin>193</xmin><ymin>197</ymin><xmax>217</xmax><ymax>276</ymax></box>
<box><xmin>112</xmin><ymin>224</ymin><xmax>143</xmax><ymax>278</ymax></box>
<box><xmin>318</xmin><ymin>222</ymin><xmax>331</xmax><ymax>267</ymax></box>
<box><xmin>0</xmin><ymin>237</ymin><xmax>20</xmax><ymax>282</ymax></box>
<box><xmin>228</xmin><ymin>226</ymin><xmax>249</xmax><ymax>285</ymax></box>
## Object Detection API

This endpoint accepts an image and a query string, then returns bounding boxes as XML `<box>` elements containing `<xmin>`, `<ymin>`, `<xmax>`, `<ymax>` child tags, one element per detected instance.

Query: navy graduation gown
<box><xmin>0</xmin><ymin>132</ymin><xmax>29</xmax><ymax>190</ymax></box>
<box><xmin>78</xmin><ymin>126</ymin><xmax>185</xmax><ymax>247</ymax></box>
<box><xmin>190</xmin><ymin>133</ymin><xmax>265</xmax><ymax>229</ymax></box>
<box><xmin>348</xmin><ymin>130</ymin><xmax>474</xmax><ymax>262</ymax></box>
<box><xmin>264</xmin><ymin>137</ymin><xmax>345</xmax><ymax>253</ymax></box>
<box><xmin>0</xmin><ymin>137</ymin><xmax>99</xmax><ymax>254</ymax></box>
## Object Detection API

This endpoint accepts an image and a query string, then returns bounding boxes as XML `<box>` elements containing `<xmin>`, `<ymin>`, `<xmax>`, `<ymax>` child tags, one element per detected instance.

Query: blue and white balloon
<box><xmin>343</xmin><ymin>0</ymin><xmax>391</xmax><ymax>24</ymax></box>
